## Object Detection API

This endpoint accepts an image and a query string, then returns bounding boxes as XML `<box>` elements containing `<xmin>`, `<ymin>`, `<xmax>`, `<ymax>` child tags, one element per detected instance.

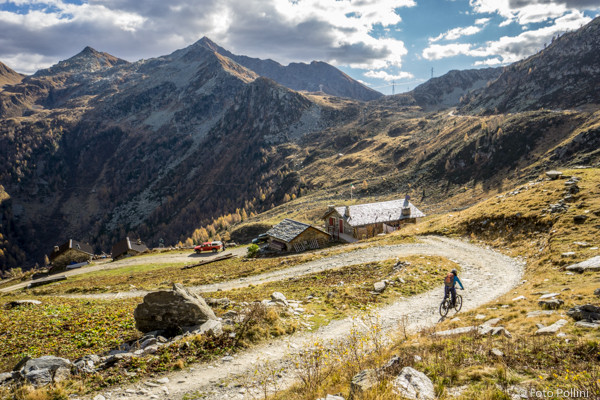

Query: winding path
<box><xmin>88</xmin><ymin>236</ymin><xmax>525</xmax><ymax>400</ymax></box>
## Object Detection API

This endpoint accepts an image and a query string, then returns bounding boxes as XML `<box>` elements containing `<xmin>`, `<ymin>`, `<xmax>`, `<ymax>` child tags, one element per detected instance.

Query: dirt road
<box><xmin>88</xmin><ymin>236</ymin><xmax>525</xmax><ymax>400</ymax></box>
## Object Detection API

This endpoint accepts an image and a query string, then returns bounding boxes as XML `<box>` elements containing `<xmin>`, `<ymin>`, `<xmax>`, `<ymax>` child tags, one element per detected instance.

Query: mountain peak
<box><xmin>34</xmin><ymin>47</ymin><xmax>128</xmax><ymax>77</ymax></box>
<box><xmin>0</xmin><ymin>61</ymin><xmax>24</xmax><ymax>86</ymax></box>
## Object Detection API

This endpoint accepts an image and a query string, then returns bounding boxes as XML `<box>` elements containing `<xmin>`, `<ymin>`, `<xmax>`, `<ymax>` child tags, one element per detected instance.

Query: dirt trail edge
<box><xmin>90</xmin><ymin>236</ymin><xmax>524</xmax><ymax>400</ymax></box>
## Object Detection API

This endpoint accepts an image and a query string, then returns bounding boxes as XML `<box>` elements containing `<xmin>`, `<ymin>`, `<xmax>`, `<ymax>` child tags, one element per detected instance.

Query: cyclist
<box><xmin>444</xmin><ymin>268</ymin><xmax>464</xmax><ymax>307</ymax></box>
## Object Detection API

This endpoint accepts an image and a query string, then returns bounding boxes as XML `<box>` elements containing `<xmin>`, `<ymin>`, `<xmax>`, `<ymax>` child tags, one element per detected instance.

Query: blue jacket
<box><xmin>452</xmin><ymin>275</ymin><xmax>464</xmax><ymax>290</ymax></box>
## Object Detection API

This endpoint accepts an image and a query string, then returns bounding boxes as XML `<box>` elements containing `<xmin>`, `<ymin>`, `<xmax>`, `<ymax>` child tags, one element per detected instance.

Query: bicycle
<box><xmin>439</xmin><ymin>292</ymin><xmax>463</xmax><ymax>317</ymax></box>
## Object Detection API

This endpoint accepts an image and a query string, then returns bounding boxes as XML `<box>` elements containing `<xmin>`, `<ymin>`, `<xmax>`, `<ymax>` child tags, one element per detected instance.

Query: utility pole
<box><xmin>431</xmin><ymin>67</ymin><xmax>434</xmax><ymax>79</ymax></box>
<box><xmin>392</xmin><ymin>80</ymin><xmax>395</xmax><ymax>95</ymax></box>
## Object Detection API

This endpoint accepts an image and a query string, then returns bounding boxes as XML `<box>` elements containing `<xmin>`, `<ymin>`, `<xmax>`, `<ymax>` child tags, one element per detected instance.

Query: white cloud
<box><xmin>423</xmin><ymin>10</ymin><xmax>592</xmax><ymax>62</ymax></box>
<box><xmin>0</xmin><ymin>0</ymin><xmax>416</xmax><ymax>73</ymax></box>
<box><xmin>469</xmin><ymin>0</ymin><xmax>599</xmax><ymax>26</ymax></box>
<box><xmin>475</xmin><ymin>17</ymin><xmax>490</xmax><ymax>25</ymax></box>
<box><xmin>473</xmin><ymin>57</ymin><xmax>502</xmax><ymax>66</ymax></box>
<box><xmin>429</xmin><ymin>25</ymin><xmax>483</xmax><ymax>42</ymax></box>
<box><xmin>364</xmin><ymin>70</ymin><xmax>414</xmax><ymax>81</ymax></box>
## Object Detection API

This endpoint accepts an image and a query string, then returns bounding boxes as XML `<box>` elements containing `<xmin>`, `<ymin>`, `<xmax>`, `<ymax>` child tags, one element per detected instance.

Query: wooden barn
<box><xmin>266</xmin><ymin>219</ymin><xmax>330</xmax><ymax>252</ymax></box>
<box><xmin>111</xmin><ymin>237</ymin><xmax>149</xmax><ymax>261</ymax></box>
<box><xmin>322</xmin><ymin>197</ymin><xmax>425</xmax><ymax>240</ymax></box>
<box><xmin>49</xmin><ymin>239</ymin><xmax>94</xmax><ymax>268</ymax></box>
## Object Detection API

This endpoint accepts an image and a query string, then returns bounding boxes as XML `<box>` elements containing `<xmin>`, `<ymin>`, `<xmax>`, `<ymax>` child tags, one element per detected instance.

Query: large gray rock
<box><xmin>392</xmin><ymin>367</ymin><xmax>436</xmax><ymax>400</ymax></box>
<box><xmin>546</xmin><ymin>170</ymin><xmax>563</xmax><ymax>180</ymax></box>
<box><xmin>4</xmin><ymin>299</ymin><xmax>42</xmax><ymax>308</ymax></box>
<box><xmin>0</xmin><ymin>372</ymin><xmax>14</xmax><ymax>386</ymax></box>
<box><xmin>134</xmin><ymin>283</ymin><xmax>217</xmax><ymax>332</ymax></box>
<box><xmin>373</xmin><ymin>281</ymin><xmax>387</xmax><ymax>293</ymax></box>
<box><xmin>567</xmin><ymin>304</ymin><xmax>600</xmax><ymax>322</ymax></box>
<box><xmin>270</xmin><ymin>292</ymin><xmax>288</xmax><ymax>306</ymax></box>
<box><xmin>565</xmin><ymin>256</ymin><xmax>600</xmax><ymax>273</ymax></box>
<box><xmin>21</xmin><ymin>355</ymin><xmax>71</xmax><ymax>375</ymax></box>
<box><xmin>24</xmin><ymin>369</ymin><xmax>53</xmax><ymax>387</ymax></box>
<box><xmin>350</xmin><ymin>369</ymin><xmax>378</xmax><ymax>397</ymax></box>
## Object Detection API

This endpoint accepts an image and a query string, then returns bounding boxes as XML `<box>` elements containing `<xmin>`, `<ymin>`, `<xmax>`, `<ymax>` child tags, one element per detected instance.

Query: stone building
<box><xmin>322</xmin><ymin>196</ymin><xmax>425</xmax><ymax>240</ymax></box>
<box><xmin>266</xmin><ymin>218</ymin><xmax>330</xmax><ymax>252</ymax></box>
<box><xmin>49</xmin><ymin>239</ymin><xmax>94</xmax><ymax>269</ymax></box>
<box><xmin>111</xmin><ymin>237</ymin><xmax>149</xmax><ymax>261</ymax></box>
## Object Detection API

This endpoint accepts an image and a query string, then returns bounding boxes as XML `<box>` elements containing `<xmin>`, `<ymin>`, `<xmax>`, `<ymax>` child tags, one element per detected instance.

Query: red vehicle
<box><xmin>194</xmin><ymin>241</ymin><xmax>223</xmax><ymax>253</ymax></box>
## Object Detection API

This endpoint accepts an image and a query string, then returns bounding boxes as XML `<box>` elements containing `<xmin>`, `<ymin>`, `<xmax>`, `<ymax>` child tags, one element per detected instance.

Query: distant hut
<box><xmin>266</xmin><ymin>219</ymin><xmax>330</xmax><ymax>252</ymax></box>
<box><xmin>49</xmin><ymin>239</ymin><xmax>94</xmax><ymax>269</ymax></box>
<box><xmin>111</xmin><ymin>237</ymin><xmax>149</xmax><ymax>261</ymax></box>
<box><xmin>322</xmin><ymin>196</ymin><xmax>425</xmax><ymax>240</ymax></box>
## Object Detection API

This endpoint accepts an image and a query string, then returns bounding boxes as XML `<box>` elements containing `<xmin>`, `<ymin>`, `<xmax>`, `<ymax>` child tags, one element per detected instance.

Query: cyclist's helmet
<box><xmin>451</xmin><ymin>269</ymin><xmax>458</xmax><ymax>275</ymax></box>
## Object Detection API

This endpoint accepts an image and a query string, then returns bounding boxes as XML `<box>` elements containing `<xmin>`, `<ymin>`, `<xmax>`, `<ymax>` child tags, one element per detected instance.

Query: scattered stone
<box><xmin>512</xmin><ymin>295</ymin><xmax>526</xmax><ymax>301</ymax></box>
<box><xmin>0</xmin><ymin>372</ymin><xmax>14</xmax><ymax>386</ymax></box>
<box><xmin>93</xmin><ymin>395</ymin><xmax>106</xmax><ymax>400</ymax></box>
<box><xmin>565</xmin><ymin>256</ymin><xmax>600</xmax><ymax>273</ymax></box>
<box><xmin>535</xmin><ymin>319</ymin><xmax>568</xmax><ymax>335</ymax></box>
<box><xmin>546</xmin><ymin>170</ymin><xmax>563</xmax><ymax>180</ymax></box>
<box><xmin>414</xmin><ymin>355</ymin><xmax>422</xmax><ymax>362</ymax></box>
<box><xmin>140</xmin><ymin>337</ymin><xmax>157</xmax><ymax>349</ymax></box>
<box><xmin>197</xmin><ymin>320</ymin><xmax>223</xmax><ymax>337</ymax></box>
<box><xmin>594</xmin><ymin>288</ymin><xmax>600</xmax><ymax>297</ymax></box>
<box><xmin>392</xmin><ymin>367</ymin><xmax>435</xmax><ymax>400</ymax></box>
<box><xmin>434</xmin><ymin>326</ymin><xmax>478</xmax><ymax>337</ymax></box>
<box><xmin>221</xmin><ymin>356</ymin><xmax>234</xmax><ymax>362</ymax></box>
<box><xmin>205</xmin><ymin>297</ymin><xmax>231</xmax><ymax>308</ymax></box>
<box><xmin>4</xmin><ymin>299</ymin><xmax>42</xmax><ymax>308</ymax></box>
<box><xmin>270</xmin><ymin>292</ymin><xmax>288</xmax><ymax>306</ymax></box>
<box><xmin>527</xmin><ymin>310</ymin><xmax>555</xmax><ymax>318</ymax></box>
<box><xmin>156</xmin><ymin>377</ymin><xmax>169</xmax><ymax>384</ymax></box>
<box><xmin>133</xmin><ymin>283</ymin><xmax>217</xmax><ymax>332</ymax></box>
<box><xmin>316</xmin><ymin>395</ymin><xmax>345</xmax><ymax>400</ymax></box>
<box><xmin>539</xmin><ymin>299</ymin><xmax>564</xmax><ymax>310</ymax></box>
<box><xmin>373</xmin><ymin>281</ymin><xmax>387</xmax><ymax>293</ymax></box>
<box><xmin>575</xmin><ymin>321</ymin><xmax>600</xmax><ymax>329</ymax></box>
<box><xmin>539</xmin><ymin>293</ymin><xmax>559</xmax><ymax>300</ymax></box>
<box><xmin>491</xmin><ymin>348</ymin><xmax>504</xmax><ymax>358</ymax></box>
<box><xmin>574</xmin><ymin>241</ymin><xmax>591</xmax><ymax>247</ymax></box>
<box><xmin>350</xmin><ymin>369</ymin><xmax>378</xmax><ymax>396</ymax></box>
<box><xmin>475</xmin><ymin>314</ymin><xmax>486</xmax><ymax>320</ymax></box>
<box><xmin>561</xmin><ymin>252</ymin><xmax>576</xmax><ymax>258</ymax></box>
<box><xmin>567</xmin><ymin>304</ymin><xmax>600</xmax><ymax>322</ymax></box>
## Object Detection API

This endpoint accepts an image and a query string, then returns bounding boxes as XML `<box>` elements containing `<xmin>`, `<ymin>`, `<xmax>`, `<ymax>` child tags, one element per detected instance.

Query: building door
<box><xmin>329</xmin><ymin>217</ymin><xmax>334</xmax><ymax>226</ymax></box>
<box><xmin>339</xmin><ymin>220</ymin><xmax>344</xmax><ymax>234</ymax></box>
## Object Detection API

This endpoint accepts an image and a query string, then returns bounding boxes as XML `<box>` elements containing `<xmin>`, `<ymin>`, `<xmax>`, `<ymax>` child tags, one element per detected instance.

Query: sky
<box><xmin>0</xmin><ymin>0</ymin><xmax>599</xmax><ymax>95</ymax></box>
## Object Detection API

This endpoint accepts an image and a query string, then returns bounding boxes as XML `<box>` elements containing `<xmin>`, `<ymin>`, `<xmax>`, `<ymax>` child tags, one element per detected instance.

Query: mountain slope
<box><xmin>461</xmin><ymin>17</ymin><xmax>600</xmax><ymax>114</ymax></box>
<box><xmin>197</xmin><ymin>37</ymin><xmax>382</xmax><ymax>101</ymax></box>
<box><xmin>0</xmin><ymin>62</ymin><xmax>23</xmax><ymax>87</ymax></box>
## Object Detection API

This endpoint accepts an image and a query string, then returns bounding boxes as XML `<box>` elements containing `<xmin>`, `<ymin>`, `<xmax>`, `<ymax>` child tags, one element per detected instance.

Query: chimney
<box><xmin>402</xmin><ymin>194</ymin><xmax>411</xmax><ymax>217</ymax></box>
<box><xmin>345</xmin><ymin>205</ymin><xmax>351</xmax><ymax>217</ymax></box>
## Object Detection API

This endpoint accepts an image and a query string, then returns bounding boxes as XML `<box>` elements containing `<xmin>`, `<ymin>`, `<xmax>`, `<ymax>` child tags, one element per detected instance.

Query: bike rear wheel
<box><xmin>454</xmin><ymin>295</ymin><xmax>463</xmax><ymax>312</ymax></box>
<box><xmin>439</xmin><ymin>298</ymin><xmax>450</xmax><ymax>317</ymax></box>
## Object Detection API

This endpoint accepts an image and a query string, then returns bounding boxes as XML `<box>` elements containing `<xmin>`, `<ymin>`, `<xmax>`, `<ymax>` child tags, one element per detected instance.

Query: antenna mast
<box><xmin>431</xmin><ymin>67</ymin><xmax>434</xmax><ymax>79</ymax></box>
<box><xmin>392</xmin><ymin>80</ymin><xmax>395</xmax><ymax>95</ymax></box>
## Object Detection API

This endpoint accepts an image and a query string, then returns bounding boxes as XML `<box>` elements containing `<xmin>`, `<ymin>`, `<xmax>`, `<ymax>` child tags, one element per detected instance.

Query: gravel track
<box><xmin>89</xmin><ymin>236</ymin><xmax>524</xmax><ymax>400</ymax></box>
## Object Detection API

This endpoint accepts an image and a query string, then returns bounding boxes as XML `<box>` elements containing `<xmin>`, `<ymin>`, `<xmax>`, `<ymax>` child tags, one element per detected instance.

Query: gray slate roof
<box><xmin>266</xmin><ymin>219</ymin><xmax>314</xmax><ymax>243</ymax></box>
<box><xmin>334</xmin><ymin>198</ymin><xmax>425</xmax><ymax>227</ymax></box>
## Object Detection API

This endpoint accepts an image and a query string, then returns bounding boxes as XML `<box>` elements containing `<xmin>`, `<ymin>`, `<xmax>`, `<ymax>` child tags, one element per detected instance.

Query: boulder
<box><xmin>0</xmin><ymin>372</ymin><xmax>14</xmax><ymax>386</ymax></box>
<box><xmin>535</xmin><ymin>319</ymin><xmax>568</xmax><ymax>335</ymax></box>
<box><xmin>545</xmin><ymin>170</ymin><xmax>563</xmax><ymax>180</ymax></box>
<box><xmin>270</xmin><ymin>292</ymin><xmax>288</xmax><ymax>306</ymax></box>
<box><xmin>379</xmin><ymin>356</ymin><xmax>402</xmax><ymax>377</ymax></box>
<box><xmin>350</xmin><ymin>369</ymin><xmax>378</xmax><ymax>397</ymax></box>
<box><xmin>316</xmin><ymin>395</ymin><xmax>345</xmax><ymax>400</ymax></box>
<box><xmin>133</xmin><ymin>283</ymin><xmax>217</xmax><ymax>332</ymax></box>
<box><xmin>539</xmin><ymin>299</ymin><xmax>564</xmax><ymax>310</ymax></box>
<box><xmin>567</xmin><ymin>304</ymin><xmax>600</xmax><ymax>322</ymax></box>
<box><xmin>565</xmin><ymin>256</ymin><xmax>600</xmax><ymax>273</ymax></box>
<box><xmin>21</xmin><ymin>356</ymin><xmax>71</xmax><ymax>375</ymax></box>
<box><xmin>392</xmin><ymin>367</ymin><xmax>436</xmax><ymax>400</ymax></box>
<box><xmin>373</xmin><ymin>281</ymin><xmax>387</xmax><ymax>293</ymax></box>
<box><xmin>594</xmin><ymin>288</ymin><xmax>600</xmax><ymax>297</ymax></box>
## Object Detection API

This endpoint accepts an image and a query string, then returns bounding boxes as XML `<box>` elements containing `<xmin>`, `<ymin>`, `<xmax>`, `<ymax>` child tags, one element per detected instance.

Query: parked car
<box><xmin>194</xmin><ymin>241</ymin><xmax>223</xmax><ymax>253</ymax></box>
<box><xmin>251</xmin><ymin>233</ymin><xmax>269</xmax><ymax>244</ymax></box>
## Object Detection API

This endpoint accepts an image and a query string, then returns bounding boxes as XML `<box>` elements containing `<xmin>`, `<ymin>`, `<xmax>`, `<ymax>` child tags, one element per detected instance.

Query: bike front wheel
<box><xmin>454</xmin><ymin>295</ymin><xmax>463</xmax><ymax>312</ymax></box>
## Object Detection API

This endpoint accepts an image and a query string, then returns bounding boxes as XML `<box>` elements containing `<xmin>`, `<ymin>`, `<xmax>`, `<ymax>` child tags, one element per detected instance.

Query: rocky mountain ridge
<box><xmin>0</xmin><ymin>62</ymin><xmax>23</xmax><ymax>87</ymax></box>
<box><xmin>461</xmin><ymin>17</ymin><xmax>600</xmax><ymax>114</ymax></box>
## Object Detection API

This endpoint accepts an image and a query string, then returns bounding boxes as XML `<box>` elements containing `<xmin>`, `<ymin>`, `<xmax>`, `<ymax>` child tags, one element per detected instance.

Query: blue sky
<box><xmin>1</xmin><ymin>0</ymin><xmax>599</xmax><ymax>94</ymax></box>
